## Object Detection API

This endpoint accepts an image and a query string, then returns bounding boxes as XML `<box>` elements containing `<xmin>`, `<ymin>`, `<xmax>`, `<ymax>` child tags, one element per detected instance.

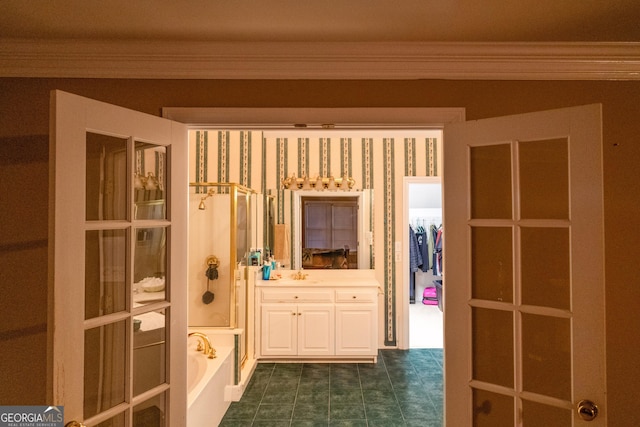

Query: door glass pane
<box><xmin>94</xmin><ymin>412</ymin><xmax>126</xmax><ymax>427</ymax></box>
<box><xmin>472</xmin><ymin>227</ymin><xmax>513</xmax><ymax>303</ymax></box>
<box><xmin>522</xmin><ymin>400</ymin><xmax>572</xmax><ymax>427</ymax></box>
<box><xmin>472</xmin><ymin>388</ymin><xmax>513</xmax><ymax>427</ymax></box>
<box><xmin>470</xmin><ymin>144</ymin><xmax>512</xmax><ymax>219</ymax></box>
<box><xmin>522</xmin><ymin>313</ymin><xmax>571</xmax><ymax>400</ymax></box>
<box><xmin>134</xmin><ymin>392</ymin><xmax>167</xmax><ymax>427</ymax></box>
<box><xmin>519</xmin><ymin>138</ymin><xmax>569</xmax><ymax>220</ymax></box>
<box><xmin>134</xmin><ymin>142</ymin><xmax>167</xmax><ymax>220</ymax></box>
<box><xmin>84</xmin><ymin>320</ymin><xmax>127</xmax><ymax>419</ymax></box>
<box><xmin>134</xmin><ymin>227</ymin><xmax>167</xmax><ymax>305</ymax></box>
<box><xmin>521</xmin><ymin>227</ymin><xmax>570</xmax><ymax>310</ymax></box>
<box><xmin>85</xmin><ymin>229</ymin><xmax>127</xmax><ymax>320</ymax></box>
<box><xmin>133</xmin><ymin>308</ymin><xmax>167</xmax><ymax>396</ymax></box>
<box><xmin>86</xmin><ymin>132</ymin><xmax>127</xmax><ymax>221</ymax></box>
<box><xmin>472</xmin><ymin>308</ymin><xmax>513</xmax><ymax>387</ymax></box>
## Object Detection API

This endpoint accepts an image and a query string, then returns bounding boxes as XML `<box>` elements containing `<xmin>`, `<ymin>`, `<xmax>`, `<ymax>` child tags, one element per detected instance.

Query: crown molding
<box><xmin>1</xmin><ymin>40</ymin><xmax>640</xmax><ymax>80</ymax></box>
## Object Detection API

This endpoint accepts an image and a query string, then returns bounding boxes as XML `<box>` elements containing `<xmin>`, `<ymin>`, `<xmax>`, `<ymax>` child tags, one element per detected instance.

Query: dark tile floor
<box><xmin>220</xmin><ymin>349</ymin><xmax>443</xmax><ymax>427</ymax></box>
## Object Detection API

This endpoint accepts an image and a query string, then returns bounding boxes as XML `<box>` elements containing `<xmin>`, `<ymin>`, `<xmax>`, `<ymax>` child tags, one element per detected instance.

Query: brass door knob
<box><xmin>577</xmin><ymin>399</ymin><xmax>599</xmax><ymax>421</ymax></box>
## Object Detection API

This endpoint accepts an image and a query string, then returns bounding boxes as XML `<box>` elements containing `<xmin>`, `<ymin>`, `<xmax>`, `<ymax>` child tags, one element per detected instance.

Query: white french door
<box><xmin>49</xmin><ymin>91</ymin><xmax>188</xmax><ymax>426</ymax></box>
<box><xmin>443</xmin><ymin>104</ymin><xmax>606</xmax><ymax>425</ymax></box>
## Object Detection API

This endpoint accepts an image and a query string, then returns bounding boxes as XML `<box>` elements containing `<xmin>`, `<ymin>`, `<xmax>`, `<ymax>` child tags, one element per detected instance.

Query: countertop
<box><xmin>255</xmin><ymin>269</ymin><xmax>380</xmax><ymax>287</ymax></box>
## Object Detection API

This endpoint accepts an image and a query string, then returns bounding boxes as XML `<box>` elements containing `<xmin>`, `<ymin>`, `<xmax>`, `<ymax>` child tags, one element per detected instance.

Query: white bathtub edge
<box><xmin>187</xmin><ymin>345</ymin><xmax>234</xmax><ymax>427</ymax></box>
<box><xmin>187</xmin><ymin>345</ymin><xmax>233</xmax><ymax>406</ymax></box>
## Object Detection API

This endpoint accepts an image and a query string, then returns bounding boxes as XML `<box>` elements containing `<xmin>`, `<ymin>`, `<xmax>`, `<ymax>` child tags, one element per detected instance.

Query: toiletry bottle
<box><xmin>262</xmin><ymin>260</ymin><xmax>271</xmax><ymax>280</ymax></box>
<box><xmin>249</xmin><ymin>249</ymin><xmax>259</xmax><ymax>266</ymax></box>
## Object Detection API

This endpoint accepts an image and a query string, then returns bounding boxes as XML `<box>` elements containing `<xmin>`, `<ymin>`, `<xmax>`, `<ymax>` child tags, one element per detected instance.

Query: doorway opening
<box><xmin>164</xmin><ymin>106</ymin><xmax>465</xmax><ymax>417</ymax></box>
<box><xmin>405</xmin><ymin>177</ymin><xmax>444</xmax><ymax>349</ymax></box>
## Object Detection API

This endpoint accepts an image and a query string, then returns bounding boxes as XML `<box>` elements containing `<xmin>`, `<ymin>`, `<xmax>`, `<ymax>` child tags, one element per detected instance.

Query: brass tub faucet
<box><xmin>188</xmin><ymin>332</ymin><xmax>217</xmax><ymax>359</ymax></box>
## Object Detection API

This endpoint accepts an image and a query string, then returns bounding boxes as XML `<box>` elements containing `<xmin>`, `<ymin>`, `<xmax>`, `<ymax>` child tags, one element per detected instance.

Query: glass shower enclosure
<box><xmin>188</xmin><ymin>182</ymin><xmax>253</xmax><ymax>329</ymax></box>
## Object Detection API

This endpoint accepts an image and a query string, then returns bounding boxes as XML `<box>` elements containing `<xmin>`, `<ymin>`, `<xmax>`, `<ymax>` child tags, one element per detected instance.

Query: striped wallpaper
<box><xmin>189</xmin><ymin>130</ymin><xmax>441</xmax><ymax>346</ymax></box>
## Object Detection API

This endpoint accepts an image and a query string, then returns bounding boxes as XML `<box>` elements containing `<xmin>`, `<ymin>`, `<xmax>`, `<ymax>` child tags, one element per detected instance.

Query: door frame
<box><xmin>400</xmin><ymin>175</ymin><xmax>444</xmax><ymax>349</ymax></box>
<box><xmin>162</xmin><ymin>107</ymin><xmax>465</xmax><ymax>130</ymax></box>
<box><xmin>163</xmin><ymin>106</ymin><xmax>464</xmax><ymax>422</ymax></box>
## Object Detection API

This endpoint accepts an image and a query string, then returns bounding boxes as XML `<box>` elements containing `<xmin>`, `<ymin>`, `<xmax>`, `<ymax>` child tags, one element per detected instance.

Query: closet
<box><xmin>408</xmin><ymin>180</ymin><xmax>443</xmax><ymax>308</ymax></box>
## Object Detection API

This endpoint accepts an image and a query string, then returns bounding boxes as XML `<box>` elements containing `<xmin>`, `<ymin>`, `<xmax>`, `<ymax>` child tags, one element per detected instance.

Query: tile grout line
<box><xmin>287</xmin><ymin>363</ymin><xmax>303</xmax><ymax>427</ymax></box>
<box><xmin>253</xmin><ymin>363</ymin><xmax>276</xmax><ymax>426</ymax></box>
<box><xmin>356</xmin><ymin>361</ymin><xmax>366</xmax><ymax>426</ymax></box>
<box><xmin>328</xmin><ymin>363</ymin><xmax>333</xmax><ymax>426</ymax></box>
<box><xmin>385</xmin><ymin>352</ymin><xmax>410</xmax><ymax>424</ymax></box>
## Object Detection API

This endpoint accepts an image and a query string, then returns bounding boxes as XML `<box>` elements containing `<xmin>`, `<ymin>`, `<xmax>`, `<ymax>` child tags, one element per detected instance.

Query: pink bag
<box><xmin>422</xmin><ymin>287</ymin><xmax>438</xmax><ymax>305</ymax></box>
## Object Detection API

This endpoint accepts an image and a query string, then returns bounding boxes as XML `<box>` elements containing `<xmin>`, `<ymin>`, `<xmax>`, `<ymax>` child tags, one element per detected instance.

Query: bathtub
<box><xmin>188</xmin><ymin>327</ymin><xmax>258</xmax><ymax>401</ymax></box>
<box><xmin>187</xmin><ymin>340</ymin><xmax>233</xmax><ymax>427</ymax></box>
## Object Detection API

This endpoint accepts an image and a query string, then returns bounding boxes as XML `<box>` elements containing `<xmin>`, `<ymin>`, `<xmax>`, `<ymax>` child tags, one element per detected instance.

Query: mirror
<box><xmin>277</xmin><ymin>189</ymin><xmax>373</xmax><ymax>269</ymax></box>
<box><xmin>264</xmin><ymin>194</ymin><xmax>276</xmax><ymax>258</ymax></box>
<box><xmin>132</xmin><ymin>142</ymin><xmax>167</xmax><ymax>306</ymax></box>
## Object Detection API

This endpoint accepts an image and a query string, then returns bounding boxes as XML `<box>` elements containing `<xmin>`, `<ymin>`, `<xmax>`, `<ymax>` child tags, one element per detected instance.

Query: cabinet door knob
<box><xmin>353</xmin><ymin>296</ymin><xmax>357</xmax><ymax>299</ymax></box>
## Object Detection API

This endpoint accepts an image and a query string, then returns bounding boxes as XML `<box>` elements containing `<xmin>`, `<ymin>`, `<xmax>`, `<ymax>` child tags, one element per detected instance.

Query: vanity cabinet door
<box><xmin>260</xmin><ymin>303</ymin><xmax>334</xmax><ymax>357</ymax></box>
<box><xmin>335</xmin><ymin>304</ymin><xmax>377</xmax><ymax>356</ymax></box>
<box><xmin>261</xmin><ymin>303</ymin><xmax>297</xmax><ymax>356</ymax></box>
<box><xmin>297</xmin><ymin>304</ymin><xmax>335</xmax><ymax>356</ymax></box>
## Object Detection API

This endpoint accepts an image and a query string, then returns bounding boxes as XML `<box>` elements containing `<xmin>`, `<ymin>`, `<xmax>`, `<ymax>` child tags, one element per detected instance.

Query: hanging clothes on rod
<box><xmin>416</xmin><ymin>227</ymin><xmax>430</xmax><ymax>271</ymax></box>
<box><xmin>409</xmin><ymin>225</ymin><xmax>423</xmax><ymax>304</ymax></box>
<box><xmin>431</xmin><ymin>224</ymin><xmax>443</xmax><ymax>276</ymax></box>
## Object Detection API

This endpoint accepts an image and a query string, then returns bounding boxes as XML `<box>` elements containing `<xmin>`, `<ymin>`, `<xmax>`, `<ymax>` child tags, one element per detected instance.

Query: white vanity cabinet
<box><xmin>256</xmin><ymin>278</ymin><xmax>378</xmax><ymax>362</ymax></box>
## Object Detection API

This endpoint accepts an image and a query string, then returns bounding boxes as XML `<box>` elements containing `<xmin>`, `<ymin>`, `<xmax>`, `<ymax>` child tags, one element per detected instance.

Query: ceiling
<box><xmin>2</xmin><ymin>0</ymin><xmax>640</xmax><ymax>43</ymax></box>
<box><xmin>2</xmin><ymin>1</ymin><xmax>640</xmax><ymax>80</ymax></box>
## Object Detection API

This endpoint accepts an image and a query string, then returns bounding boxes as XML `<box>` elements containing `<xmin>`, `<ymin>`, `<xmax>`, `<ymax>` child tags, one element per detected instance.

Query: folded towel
<box><xmin>273</xmin><ymin>223</ymin><xmax>290</xmax><ymax>263</ymax></box>
<box><xmin>140</xmin><ymin>277</ymin><xmax>165</xmax><ymax>292</ymax></box>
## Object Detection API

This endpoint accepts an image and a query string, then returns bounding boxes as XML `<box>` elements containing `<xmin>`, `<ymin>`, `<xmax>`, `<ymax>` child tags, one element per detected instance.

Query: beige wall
<box><xmin>0</xmin><ymin>133</ymin><xmax>48</xmax><ymax>404</ymax></box>
<box><xmin>1</xmin><ymin>78</ymin><xmax>638</xmax><ymax>425</ymax></box>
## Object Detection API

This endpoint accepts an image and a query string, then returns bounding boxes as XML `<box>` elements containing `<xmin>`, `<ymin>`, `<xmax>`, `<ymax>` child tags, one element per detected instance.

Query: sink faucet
<box><xmin>188</xmin><ymin>332</ymin><xmax>216</xmax><ymax>359</ymax></box>
<box><xmin>292</xmin><ymin>270</ymin><xmax>308</xmax><ymax>280</ymax></box>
